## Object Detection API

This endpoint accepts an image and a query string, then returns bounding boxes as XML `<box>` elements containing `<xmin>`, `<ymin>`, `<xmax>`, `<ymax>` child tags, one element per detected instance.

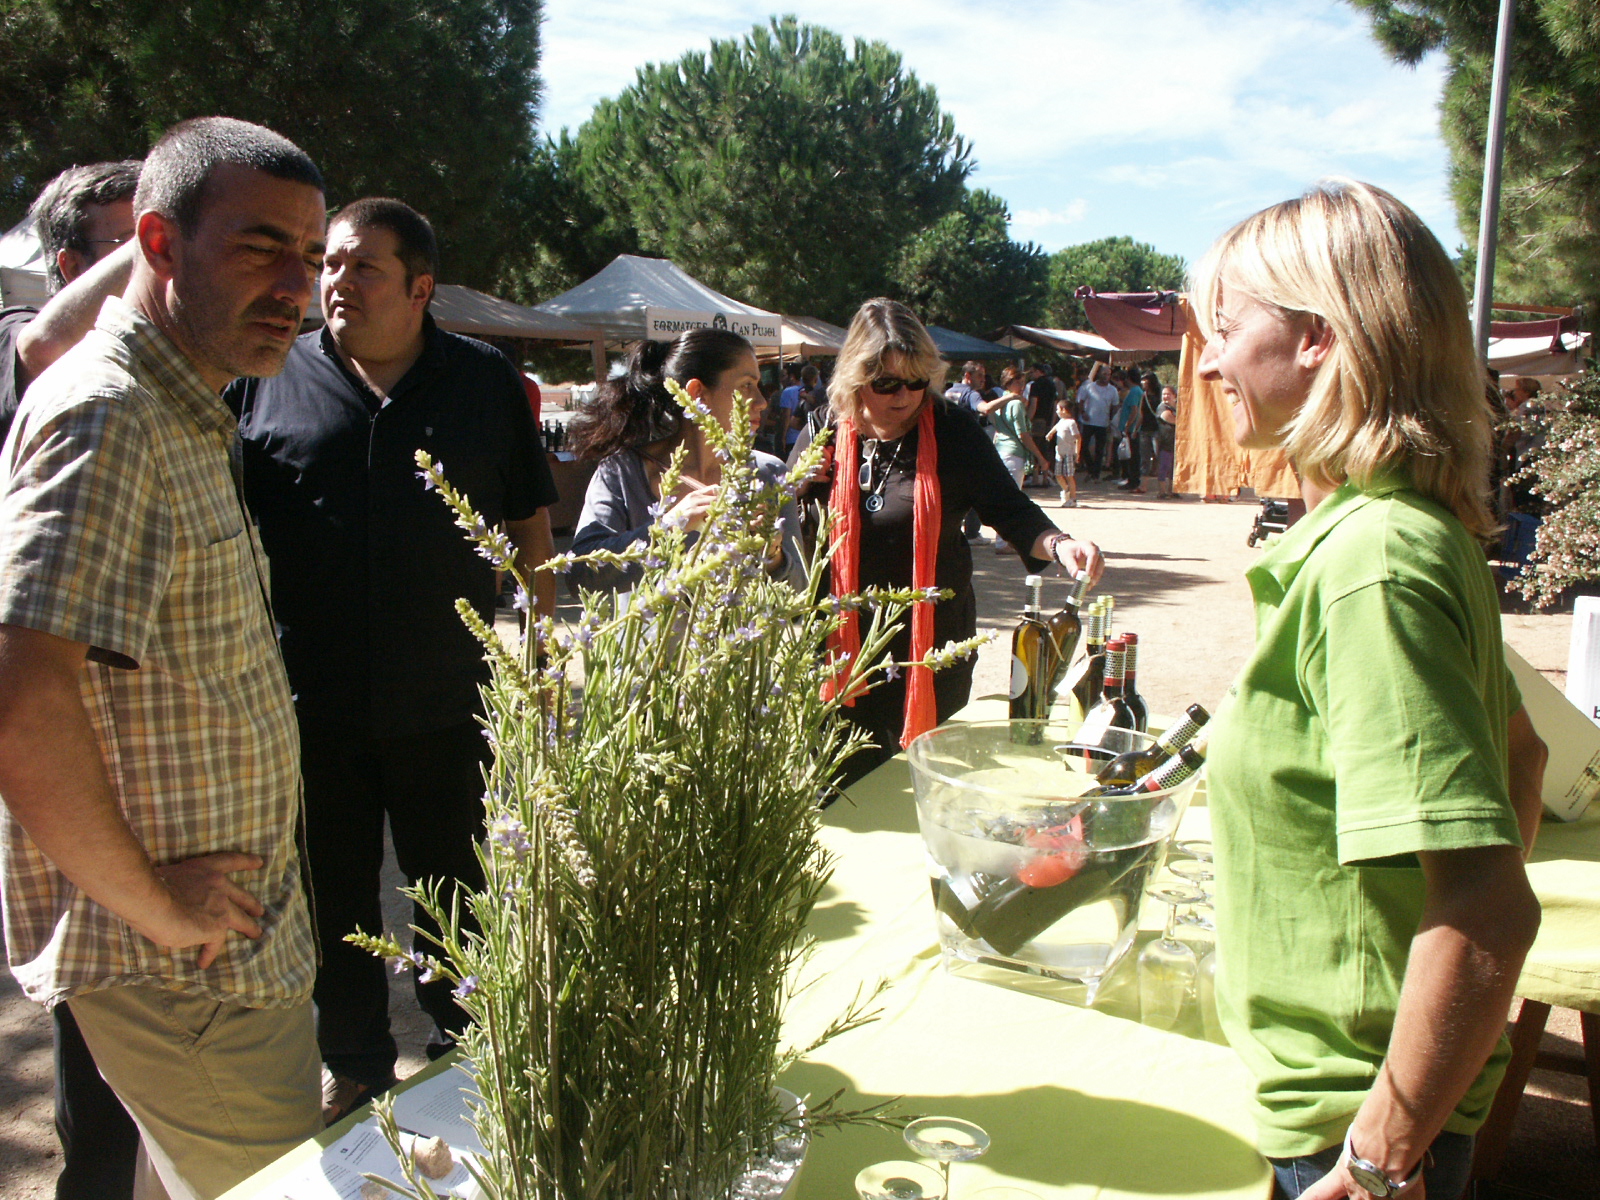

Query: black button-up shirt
<box><xmin>230</xmin><ymin>316</ymin><xmax>557</xmax><ymax>737</ymax></box>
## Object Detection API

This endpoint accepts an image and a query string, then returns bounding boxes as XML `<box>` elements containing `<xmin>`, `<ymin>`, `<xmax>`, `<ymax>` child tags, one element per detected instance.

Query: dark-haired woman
<box><xmin>568</xmin><ymin>328</ymin><xmax>799</xmax><ymax>592</ymax></box>
<box><xmin>792</xmin><ymin>298</ymin><xmax>1104</xmax><ymax>788</ymax></box>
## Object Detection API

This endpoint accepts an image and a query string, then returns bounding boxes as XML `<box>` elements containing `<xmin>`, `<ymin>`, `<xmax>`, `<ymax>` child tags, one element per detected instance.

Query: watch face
<box><xmin>1347</xmin><ymin>1160</ymin><xmax>1393</xmax><ymax>1197</ymax></box>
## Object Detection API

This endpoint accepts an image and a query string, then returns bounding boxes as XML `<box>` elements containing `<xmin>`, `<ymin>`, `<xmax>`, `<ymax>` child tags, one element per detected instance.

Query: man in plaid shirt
<box><xmin>0</xmin><ymin>117</ymin><xmax>327</xmax><ymax>1199</ymax></box>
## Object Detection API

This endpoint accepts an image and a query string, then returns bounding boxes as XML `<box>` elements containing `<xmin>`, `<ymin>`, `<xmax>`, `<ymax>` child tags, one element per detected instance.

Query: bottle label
<box><xmin>1077</xmin><ymin>705</ymin><xmax>1115</xmax><ymax>747</ymax></box>
<box><xmin>1010</xmin><ymin>655</ymin><xmax>1029</xmax><ymax>699</ymax></box>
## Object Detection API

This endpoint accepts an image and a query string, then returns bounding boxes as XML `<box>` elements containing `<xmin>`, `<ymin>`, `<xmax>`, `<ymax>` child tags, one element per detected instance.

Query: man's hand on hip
<box><xmin>149</xmin><ymin>852</ymin><xmax>267</xmax><ymax>969</ymax></box>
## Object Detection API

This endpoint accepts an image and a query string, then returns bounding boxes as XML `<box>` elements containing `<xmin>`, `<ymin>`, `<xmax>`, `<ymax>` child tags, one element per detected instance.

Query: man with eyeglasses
<box><xmin>2</xmin><ymin>162</ymin><xmax>141</xmax><ymax>450</ymax></box>
<box><xmin>0</xmin><ymin>158</ymin><xmax>143</xmax><ymax>1200</ymax></box>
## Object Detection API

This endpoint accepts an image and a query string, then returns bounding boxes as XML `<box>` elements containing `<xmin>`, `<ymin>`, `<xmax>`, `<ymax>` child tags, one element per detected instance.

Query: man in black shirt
<box><xmin>231</xmin><ymin>198</ymin><xmax>558</xmax><ymax>1123</ymax></box>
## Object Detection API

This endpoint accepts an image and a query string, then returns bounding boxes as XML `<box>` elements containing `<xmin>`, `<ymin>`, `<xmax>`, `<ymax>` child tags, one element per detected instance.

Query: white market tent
<box><xmin>1486</xmin><ymin>325</ymin><xmax>1591</xmax><ymax>376</ymax></box>
<box><xmin>536</xmin><ymin>254</ymin><xmax>782</xmax><ymax>348</ymax></box>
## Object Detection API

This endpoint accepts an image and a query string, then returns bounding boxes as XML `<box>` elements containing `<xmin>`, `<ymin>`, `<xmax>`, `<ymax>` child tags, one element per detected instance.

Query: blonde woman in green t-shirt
<box><xmin>1192</xmin><ymin>180</ymin><xmax>1547</xmax><ymax>1200</ymax></box>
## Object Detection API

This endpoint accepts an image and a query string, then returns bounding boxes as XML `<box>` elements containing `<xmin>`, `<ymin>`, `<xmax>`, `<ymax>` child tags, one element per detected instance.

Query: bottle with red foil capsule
<box><xmin>1076</xmin><ymin>637</ymin><xmax>1137</xmax><ymax>748</ymax></box>
<box><xmin>1121</xmin><ymin>632</ymin><xmax>1150</xmax><ymax>732</ymax></box>
<box><xmin>1092</xmin><ymin>703</ymin><xmax>1210</xmax><ymax>788</ymax></box>
<box><xmin>1082</xmin><ymin>742</ymin><xmax>1207</xmax><ymax>798</ymax></box>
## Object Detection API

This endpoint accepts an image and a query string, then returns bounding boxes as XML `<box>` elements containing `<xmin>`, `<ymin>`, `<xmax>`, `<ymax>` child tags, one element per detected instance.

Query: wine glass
<box><xmin>857</xmin><ymin>1161</ymin><xmax>948</xmax><ymax>1200</ymax></box>
<box><xmin>1174</xmin><ymin>838</ymin><xmax>1213</xmax><ymax>863</ymax></box>
<box><xmin>903</xmin><ymin>1116</ymin><xmax>990</xmax><ymax>1199</ymax></box>
<box><xmin>1139</xmin><ymin>883</ymin><xmax>1204</xmax><ymax>1031</ymax></box>
<box><xmin>1167</xmin><ymin>856</ymin><xmax>1214</xmax><ymax>899</ymax></box>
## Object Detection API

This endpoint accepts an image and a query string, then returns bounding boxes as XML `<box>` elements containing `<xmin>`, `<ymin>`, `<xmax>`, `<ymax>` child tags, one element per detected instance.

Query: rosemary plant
<box><xmin>353</xmin><ymin>385</ymin><xmax>982</xmax><ymax>1200</ymax></box>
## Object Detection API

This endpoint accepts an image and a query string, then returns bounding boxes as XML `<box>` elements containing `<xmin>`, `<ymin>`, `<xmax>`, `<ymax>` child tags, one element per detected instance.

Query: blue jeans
<box><xmin>1270</xmin><ymin>1130</ymin><xmax>1474</xmax><ymax>1200</ymax></box>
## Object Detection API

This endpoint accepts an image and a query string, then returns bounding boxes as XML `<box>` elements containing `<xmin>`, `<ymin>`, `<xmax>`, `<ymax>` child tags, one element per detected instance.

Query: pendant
<box><xmin>863</xmin><ymin>494</ymin><xmax>885</xmax><ymax>513</ymax></box>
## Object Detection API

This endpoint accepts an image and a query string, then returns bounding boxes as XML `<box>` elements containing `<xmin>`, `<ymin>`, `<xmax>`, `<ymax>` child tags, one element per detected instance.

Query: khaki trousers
<box><xmin>68</xmin><ymin>985</ymin><xmax>321</xmax><ymax>1200</ymax></box>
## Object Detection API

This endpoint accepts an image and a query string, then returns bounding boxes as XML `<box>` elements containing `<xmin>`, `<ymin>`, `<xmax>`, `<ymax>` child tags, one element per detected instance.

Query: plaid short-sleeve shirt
<box><xmin>0</xmin><ymin>297</ymin><xmax>313</xmax><ymax>1009</ymax></box>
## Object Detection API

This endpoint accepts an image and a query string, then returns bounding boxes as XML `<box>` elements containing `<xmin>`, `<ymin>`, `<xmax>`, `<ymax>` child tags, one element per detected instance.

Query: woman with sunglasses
<box><xmin>792</xmin><ymin>298</ymin><xmax>1104</xmax><ymax>789</ymax></box>
<box><xmin>568</xmin><ymin>327</ymin><xmax>799</xmax><ymax>593</ymax></box>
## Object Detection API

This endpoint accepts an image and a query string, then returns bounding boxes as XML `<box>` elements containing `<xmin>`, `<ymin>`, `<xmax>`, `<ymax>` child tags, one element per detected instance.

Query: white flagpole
<box><xmin>1471</xmin><ymin>0</ymin><xmax>1518</xmax><ymax>360</ymax></box>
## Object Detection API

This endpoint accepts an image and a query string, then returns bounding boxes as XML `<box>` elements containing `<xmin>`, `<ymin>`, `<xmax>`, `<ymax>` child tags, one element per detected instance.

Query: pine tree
<box><xmin>559</xmin><ymin>16</ymin><xmax>972</xmax><ymax>322</ymax></box>
<box><xmin>1344</xmin><ymin>0</ymin><xmax>1600</xmax><ymax>314</ymax></box>
<box><xmin>0</xmin><ymin>0</ymin><xmax>543</xmax><ymax>289</ymax></box>
<box><xmin>889</xmin><ymin>189</ymin><xmax>1047</xmax><ymax>333</ymax></box>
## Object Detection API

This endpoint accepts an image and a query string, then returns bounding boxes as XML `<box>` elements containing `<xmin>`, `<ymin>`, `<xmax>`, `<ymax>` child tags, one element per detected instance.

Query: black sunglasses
<box><xmin>867</xmin><ymin>376</ymin><xmax>929</xmax><ymax>395</ymax></box>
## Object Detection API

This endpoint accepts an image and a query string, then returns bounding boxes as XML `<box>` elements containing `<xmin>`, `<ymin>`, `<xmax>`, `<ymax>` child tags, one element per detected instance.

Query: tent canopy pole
<box><xmin>1471</xmin><ymin>0</ymin><xmax>1518</xmax><ymax>360</ymax></box>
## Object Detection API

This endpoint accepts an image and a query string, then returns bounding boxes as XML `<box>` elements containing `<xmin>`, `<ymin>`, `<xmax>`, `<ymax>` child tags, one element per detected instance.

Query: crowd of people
<box><xmin>0</xmin><ymin>112</ymin><xmax>1550</xmax><ymax>1200</ymax></box>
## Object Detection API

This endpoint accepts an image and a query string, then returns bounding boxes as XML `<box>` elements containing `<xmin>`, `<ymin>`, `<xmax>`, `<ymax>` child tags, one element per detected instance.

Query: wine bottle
<box><xmin>1009</xmin><ymin>574</ymin><xmax>1058</xmax><ymax>742</ymax></box>
<box><xmin>1045</xmin><ymin>571</ymin><xmax>1093</xmax><ymax>698</ymax></box>
<box><xmin>965</xmin><ymin>823</ymin><xmax>1160</xmax><ymax>957</ymax></box>
<box><xmin>1092</xmin><ymin>703</ymin><xmax>1211</xmax><ymax>788</ymax></box>
<box><xmin>1081</xmin><ymin>742</ymin><xmax>1207</xmax><ymax>798</ymax></box>
<box><xmin>1122</xmin><ymin>632</ymin><xmax>1149</xmax><ymax>732</ymax></box>
<box><xmin>1077</xmin><ymin>638</ymin><xmax>1136</xmax><ymax>747</ymax></box>
<box><xmin>1068</xmin><ymin>600</ymin><xmax>1108</xmax><ymax>720</ymax></box>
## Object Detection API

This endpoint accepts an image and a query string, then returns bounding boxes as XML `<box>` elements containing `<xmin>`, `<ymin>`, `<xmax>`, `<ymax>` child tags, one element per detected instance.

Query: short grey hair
<box><xmin>134</xmin><ymin>117</ymin><xmax>323</xmax><ymax>238</ymax></box>
<box><xmin>29</xmin><ymin>161</ymin><xmax>141</xmax><ymax>294</ymax></box>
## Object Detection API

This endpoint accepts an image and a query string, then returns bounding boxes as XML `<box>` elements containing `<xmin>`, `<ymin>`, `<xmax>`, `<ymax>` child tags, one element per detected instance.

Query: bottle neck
<box><xmin>1102</xmin><ymin>646</ymin><xmax>1126</xmax><ymax>693</ymax></box>
<box><xmin>1138</xmin><ymin>747</ymin><xmax>1202</xmax><ymax>792</ymax></box>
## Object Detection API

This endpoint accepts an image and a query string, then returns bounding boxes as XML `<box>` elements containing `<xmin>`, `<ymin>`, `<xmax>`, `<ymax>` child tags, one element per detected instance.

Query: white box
<box><xmin>1566</xmin><ymin>596</ymin><xmax>1600</xmax><ymax>729</ymax></box>
<box><xmin>1506</xmin><ymin>643</ymin><xmax>1600</xmax><ymax>821</ymax></box>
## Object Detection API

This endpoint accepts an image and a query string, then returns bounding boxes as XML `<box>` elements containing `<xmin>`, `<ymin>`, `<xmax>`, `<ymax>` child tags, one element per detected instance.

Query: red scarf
<box><xmin>823</xmin><ymin>402</ymin><xmax>942</xmax><ymax>748</ymax></box>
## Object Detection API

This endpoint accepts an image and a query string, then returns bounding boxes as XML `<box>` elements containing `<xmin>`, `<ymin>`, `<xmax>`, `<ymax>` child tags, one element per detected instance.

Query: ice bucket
<box><xmin>906</xmin><ymin>720</ymin><xmax>1199</xmax><ymax>1000</ymax></box>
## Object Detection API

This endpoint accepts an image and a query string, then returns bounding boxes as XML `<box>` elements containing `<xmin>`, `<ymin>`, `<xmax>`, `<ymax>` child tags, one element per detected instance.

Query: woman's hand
<box><xmin>1033</xmin><ymin>534</ymin><xmax>1104</xmax><ymax>586</ymax></box>
<box><xmin>662</xmin><ymin>484</ymin><xmax>719</xmax><ymax>533</ymax></box>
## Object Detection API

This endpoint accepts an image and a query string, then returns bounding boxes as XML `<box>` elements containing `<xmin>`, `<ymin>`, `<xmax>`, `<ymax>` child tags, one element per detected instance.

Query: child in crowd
<box><xmin>1045</xmin><ymin>396</ymin><xmax>1081</xmax><ymax>507</ymax></box>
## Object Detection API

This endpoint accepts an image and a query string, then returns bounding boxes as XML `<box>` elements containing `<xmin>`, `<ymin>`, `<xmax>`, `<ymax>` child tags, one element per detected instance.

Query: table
<box><xmin>783</xmin><ymin>745</ymin><xmax>1271</xmax><ymax>1200</ymax></box>
<box><xmin>224</xmin><ymin>701</ymin><xmax>1273</xmax><ymax>1200</ymax></box>
<box><xmin>1472</xmin><ymin>803</ymin><xmax>1600</xmax><ymax>1176</ymax></box>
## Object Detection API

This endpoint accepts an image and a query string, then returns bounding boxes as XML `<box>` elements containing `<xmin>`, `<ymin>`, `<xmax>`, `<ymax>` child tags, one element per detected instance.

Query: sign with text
<box><xmin>645</xmin><ymin>306</ymin><xmax>780</xmax><ymax>345</ymax></box>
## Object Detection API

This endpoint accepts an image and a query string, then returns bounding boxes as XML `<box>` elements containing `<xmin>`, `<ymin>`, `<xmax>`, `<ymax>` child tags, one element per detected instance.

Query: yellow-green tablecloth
<box><xmin>782</xmin><ymin>744</ymin><xmax>1271</xmax><ymax>1200</ymax></box>
<box><xmin>1520</xmin><ymin>804</ymin><xmax>1600</xmax><ymax>1015</ymax></box>
<box><xmin>222</xmin><ymin>706</ymin><xmax>1271</xmax><ymax>1200</ymax></box>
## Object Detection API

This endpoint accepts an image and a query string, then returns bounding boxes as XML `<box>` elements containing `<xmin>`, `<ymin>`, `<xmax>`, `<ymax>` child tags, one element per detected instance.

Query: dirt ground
<box><xmin>0</xmin><ymin>478</ymin><xmax>1592</xmax><ymax>1197</ymax></box>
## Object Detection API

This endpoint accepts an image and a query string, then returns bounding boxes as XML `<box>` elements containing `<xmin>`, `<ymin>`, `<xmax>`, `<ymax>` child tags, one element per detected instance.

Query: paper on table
<box><xmin>391</xmin><ymin>1060</ymin><xmax>486</xmax><ymax>1156</ymax></box>
<box><xmin>269</xmin><ymin>1123</ymin><xmax>479</xmax><ymax>1199</ymax></box>
<box><xmin>1506</xmin><ymin>644</ymin><xmax>1600</xmax><ymax>821</ymax></box>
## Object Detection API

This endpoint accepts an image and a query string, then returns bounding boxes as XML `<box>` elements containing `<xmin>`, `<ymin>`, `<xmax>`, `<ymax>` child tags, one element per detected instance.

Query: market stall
<box><xmin>535</xmin><ymin>253</ymin><xmax>782</xmax><ymax>349</ymax></box>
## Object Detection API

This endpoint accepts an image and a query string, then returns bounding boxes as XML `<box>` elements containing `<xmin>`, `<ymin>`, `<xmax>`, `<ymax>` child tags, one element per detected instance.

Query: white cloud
<box><xmin>537</xmin><ymin>0</ymin><xmax>1460</xmax><ymax>259</ymax></box>
<box><xmin>1012</xmin><ymin>201</ymin><xmax>1090</xmax><ymax>233</ymax></box>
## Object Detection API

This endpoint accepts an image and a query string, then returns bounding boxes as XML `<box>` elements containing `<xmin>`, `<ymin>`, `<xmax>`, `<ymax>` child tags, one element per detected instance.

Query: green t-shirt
<box><xmin>990</xmin><ymin>396</ymin><xmax>1029</xmax><ymax>461</ymax></box>
<box><xmin>1206</xmin><ymin>479</ymin><xmax>1523</xmax><ymax>1159</ymax></box>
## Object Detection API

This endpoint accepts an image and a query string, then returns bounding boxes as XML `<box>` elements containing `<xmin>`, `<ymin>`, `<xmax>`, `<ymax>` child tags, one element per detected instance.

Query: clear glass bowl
<box><xmin>906</xmin><ymin>721</ymin><xmax>1199</xmax><ymax>1000</ymax></box>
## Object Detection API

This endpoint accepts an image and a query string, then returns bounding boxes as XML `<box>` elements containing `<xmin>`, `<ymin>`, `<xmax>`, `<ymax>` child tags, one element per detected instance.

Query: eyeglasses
<box><xmin>85</xmin><ymin>234</ymin><xmax>134</xmax><ymax>248</ymax></box>
<box><xmin>867</xmin><ymin>376</ymin><xmax>929</xmax><ymax>395</ymax></box>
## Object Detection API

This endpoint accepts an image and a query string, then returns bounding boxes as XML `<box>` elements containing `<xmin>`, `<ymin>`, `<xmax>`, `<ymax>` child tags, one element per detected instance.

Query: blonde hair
<box><xmin>1190</xmin><ymin>179</ymin><xmax>1496</xmax><ymax>541</ymax></box>
<box><xmin>830</xmin><ymin>298</ymin><xmax>947</xmax><ymax>424</ymax></box>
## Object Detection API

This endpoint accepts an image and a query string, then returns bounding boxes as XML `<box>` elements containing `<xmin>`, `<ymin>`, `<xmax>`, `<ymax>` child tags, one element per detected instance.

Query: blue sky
<box><xmin>538</xmin><ymin>0</ymin><xmax>1460</xmax><ymax>270</ymax></box>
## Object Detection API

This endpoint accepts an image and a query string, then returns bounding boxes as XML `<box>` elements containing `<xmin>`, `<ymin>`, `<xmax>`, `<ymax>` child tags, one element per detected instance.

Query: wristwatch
<box><xmin>1342</xmin><ymin>1129</ymin><xmax>1424</xmax><ymax>1197</ymax></box>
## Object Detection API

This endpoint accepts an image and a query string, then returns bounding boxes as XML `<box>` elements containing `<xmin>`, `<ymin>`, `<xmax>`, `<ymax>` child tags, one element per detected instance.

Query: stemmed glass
<box><xmin>1139</xmin><ymin>883</ymin><xmax>1204</xmax><ymax>1031</ymax></box>
<box><xmin>856</xmin><ymin>1161</ymin><xmax>948</xmax><ymax>1200</ymax></box>
<box><xmin>903</xmin><ymin>1116</ymin><xmax>991</xmax><ymax>1199</ymax></box>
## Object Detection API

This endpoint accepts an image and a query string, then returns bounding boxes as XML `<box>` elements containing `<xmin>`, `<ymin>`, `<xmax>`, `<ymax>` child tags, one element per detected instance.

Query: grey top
<box><xmin>570</xmin><ymin>448</ymin><xmax>804</xmax><ymax>592</ymax></box>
